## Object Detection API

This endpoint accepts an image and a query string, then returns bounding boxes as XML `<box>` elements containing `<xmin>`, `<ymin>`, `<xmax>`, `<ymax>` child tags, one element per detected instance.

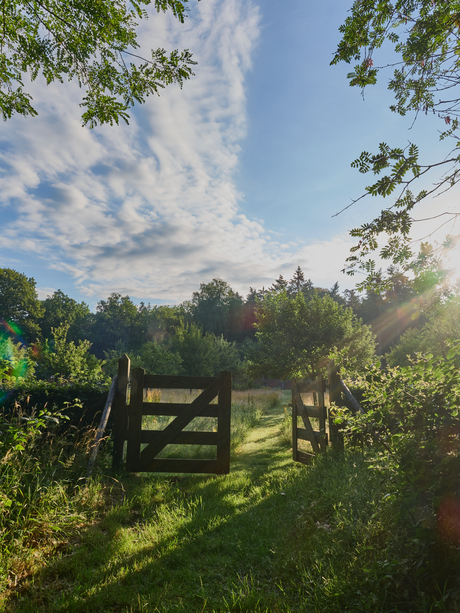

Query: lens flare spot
<box><xmin>438</xmin><ymin>497</ymin><xmax>460</xmax><ymax>543</ymax></box>
<box><xmin>0</xmin><ymin>320</ymin><xmax>31</xmax><ymax>395</ymax></box>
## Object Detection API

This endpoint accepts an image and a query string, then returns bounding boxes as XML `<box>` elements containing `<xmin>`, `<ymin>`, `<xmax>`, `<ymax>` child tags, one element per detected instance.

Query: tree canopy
<box><xmin>0</xmin><ymin>268</ymin><xmax>43</xmax><ymax>340</ymax></box>
<box><xmin>332</xmin><ymin>0</ymin><xmax>460</xmax><ymax>288</ymax></box>
<box><xmin>1</xmin><ymin>0</ymin><xmax>196</xmax><ymax>126</ymax></box>
<box><xmin>250</xmin><ymin>291</ymin><xmax>376</xmax><ymax>380</ymax></box>
<box><xmin>39</xmin><ymin>290</ymin><xmax>90</xmax><ymax>342</ymax></box>
<box><xmin>188</xmin><ymin>278</ymin><xmax>245</xmax><ymax>341</ymax></box>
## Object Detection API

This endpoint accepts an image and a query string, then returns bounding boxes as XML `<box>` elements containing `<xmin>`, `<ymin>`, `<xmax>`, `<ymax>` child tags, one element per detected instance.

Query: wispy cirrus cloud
<box><xmin>0</xmin><ymin>0</ymin><xmax>355</xmax><ymax>303</ymax></box>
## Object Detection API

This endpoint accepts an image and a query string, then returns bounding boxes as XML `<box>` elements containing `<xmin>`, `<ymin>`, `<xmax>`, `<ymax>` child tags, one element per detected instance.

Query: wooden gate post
<box><xmin>317</xmin><ymin>375</ymin><xmax>327</xmax><ymax>453</ymax></box>
<box><xmin>292</xmin><ymin>379</ymin><xmax>298</xmax><ymax>463</ymax></box>
<box><xmin>217</xmin><ymin>370</ymin><xmax>232</xmax><ymax>474</ymax></box>
<box><xmin>327</xmin><ymin>362</ymin><xmax>344</xmax><ymax>451</ymax></box>
<box><xmin>112</xmin><ymin>354</ymin><xmax>130</xmax><ymax>469</ymax></box>
<box><xmin>126</xmin><ymin>367</ymin><xmax>145</xmax><ymax>471</ymax></box>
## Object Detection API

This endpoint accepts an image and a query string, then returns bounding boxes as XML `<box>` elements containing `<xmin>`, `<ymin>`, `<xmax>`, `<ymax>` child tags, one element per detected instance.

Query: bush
<box><xmin>0</xmin><ymin>380</ymin><xmax>110</xmax><ymax>429</ymax></box>
<box><xmin>340</xmin><ymin>344</ymin><xmax>460</xmax><ymax>603</ymax></box>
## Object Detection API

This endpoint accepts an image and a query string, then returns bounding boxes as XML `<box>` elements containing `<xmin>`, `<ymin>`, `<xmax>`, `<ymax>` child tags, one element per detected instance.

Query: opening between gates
<box><xmin>88</xmin><ymin>356</ymin><xmax>360</xmax><ymax>475</ymax></box>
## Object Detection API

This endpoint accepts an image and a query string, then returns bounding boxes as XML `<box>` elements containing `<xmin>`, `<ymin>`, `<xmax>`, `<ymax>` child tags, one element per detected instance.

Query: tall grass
<box><xmin>2</xmin><ymin>389</ymin><xmax>460</xmax><ymax>612</ymax></box>
<box><xmin>230</xmin><ymin>389</ymin><xmax>281</xmax><ymax>452</ymax></box>
<box><xmin>0</xmin><ymin>388</ymin><xmax>280</xmax><ymax>600</ymax></box>
<box><xmin>0</xmin><ymin>403</ymin><xmax>108</xmax><ymax>597</ymax></box>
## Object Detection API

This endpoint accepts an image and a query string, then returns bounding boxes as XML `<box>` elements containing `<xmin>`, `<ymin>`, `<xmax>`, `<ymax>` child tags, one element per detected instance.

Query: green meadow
<box><xmin>2</xmin><ymin>389</ymin><xmax>458</xmax><ymax>613</ymax></box>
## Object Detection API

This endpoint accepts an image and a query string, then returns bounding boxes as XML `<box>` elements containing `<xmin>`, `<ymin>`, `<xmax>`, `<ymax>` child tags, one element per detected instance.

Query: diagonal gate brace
<box><xmin>139</xmin><ymin>379</ymin><xmax>220</xmax><ymax>465</ymax></box>
<box><xmin>293</xmin><ymin>385</ymin><xmax>320</xmax><ymax>454</ymax></box>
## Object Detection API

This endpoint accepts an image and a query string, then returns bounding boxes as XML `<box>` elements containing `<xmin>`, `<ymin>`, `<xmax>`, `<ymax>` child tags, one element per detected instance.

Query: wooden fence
<box><xmin>292</xmin><ymin>364</ymin><xmax>353</xmax><ymax>464</ymax></box>
<box><xmin>111</xmin><ymin>355</ymin><xmax>232</xmax><ymax>475</ymax></box>
<box><xmin>291</xmin><ymin>375</ymin><xmax>327</xmax><ymax>464</ymax></box>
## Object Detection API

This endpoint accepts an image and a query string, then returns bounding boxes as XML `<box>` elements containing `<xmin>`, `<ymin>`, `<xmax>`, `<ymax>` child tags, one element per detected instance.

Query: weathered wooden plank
<box><xmin>328</xmin><ymin>363</ymin><xmax>344</xmax><ymax>450</ymax></box>
<box><xmin>88</xmin><ymin>374</ymin><xmax>117</xmax><ymax>476</ymax></box>
<box><xmin>298</xmin><ymin>405</ymin><xmax>325</xmax><ymax>420</ymax></box>
<box><xmin>297</xmin><ymin>428</ymin><xmax>327</xmax><ymax>446</ymax></box>
<box><xmin>140</xmin><ymin>430</ymin><xmax>218</xmax><ymax>445</ymax></box>
<box><xmin>143</xmin><ymin>374</ymin><xmax>216</xmax><ymax>390</ymax></box>
<box><xmin>112</xmin><ymin>355</ymin><xmax>130</xmax><ymax>469</ymax></box>
<box><xmin>216</xmin><ymin>371</ymin><xmax>231</xmax><ymax>474</ymax></box>
<box><xmin>339</xmin><ymin>378</ymin><xmax>364</xmax><ymax>414</ymax></box>
<box><xmin>126</xmin><ymin>367</ymin><xmax>145</xmax><ymax>471</ymax></box>
<box><xmin>292</xmin><ymin>381</ymin><xmax>299</xmax><ymax>462</ymax></box>
<box><xmin>296</xmin><ymin>450</ymin><xmax>314</xmax><ymax>465</ymax></box>
<box><xmin>112</xmin><ymin>356</ymin><xmax>130</xmax><ymax>466</ymax></box>
<box><xmin>294</xmin><ymin>384</ymin><xmax>320</xmax><ymax>454</ymax></box>
<box><xmin>133</xmin><ymin>458</ymin><xmax>222</xmax><ymax>474</ymax></box>
<box><xmin>141</xmin><ymin>403</ymin><xmax>219</xmax><ymax>418</ymax></box>
<box><xmin>139</xmin><ymin>380</ymin><xmax>220</xmax><ymax>466</ymax></box>
<box><xmin>317</xmin><ymin>375</ymin><xmax>327</xmax><ymax>452</ymax></box>
<box><xmin>297</xmin><ymin>427</ymin><xmax>313</xmax><ymax>442</ymax></box>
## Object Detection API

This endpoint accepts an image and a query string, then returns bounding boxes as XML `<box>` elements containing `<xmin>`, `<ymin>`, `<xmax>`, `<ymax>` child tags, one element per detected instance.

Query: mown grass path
<box><xmin>233</xmin><ymin>399</ymin><xmax>291</xmax><ymax>469</ymax></box>
<box><xmin>6</xmin><ymin>398</ymin><xmax>415</xmax><ymax>613</ymax></box>
<box><xmin>7</xmin><ymin>398</ymin><xmax>311</xmax><ymax>613</ymax></box>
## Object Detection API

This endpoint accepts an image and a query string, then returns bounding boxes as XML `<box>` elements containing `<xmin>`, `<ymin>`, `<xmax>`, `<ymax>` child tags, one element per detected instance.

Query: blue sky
<box><xmin>1</xmin><ymin>0</ymin><xmax>460</xmax><ymax>309</ymax></box>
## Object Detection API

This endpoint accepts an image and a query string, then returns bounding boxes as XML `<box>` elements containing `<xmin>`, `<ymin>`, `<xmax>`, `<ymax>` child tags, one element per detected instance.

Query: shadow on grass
<box><xmin>4</xmin><ymin>405</ymin><xmax>414</xmax><ymax>613</ymax></box>
<box><xmin>5</xmin><ymin>407</ymin><xmax>306</xmax><ymax>613</ymax></box>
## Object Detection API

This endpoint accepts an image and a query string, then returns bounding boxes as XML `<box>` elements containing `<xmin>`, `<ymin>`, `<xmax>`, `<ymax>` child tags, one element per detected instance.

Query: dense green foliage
<box><xmin>1</xmin><ymin>268</ymin><xmax>381</xmax><ymax>387</ymax></box>
<box><xmin>251</xmin><ymin>291</ymin><xmax>376</xmax><ymax>379</ymax></box>
<box><xmin>0</xmin><ymin>269</ymin><xmax>43</xmax><ymax>341</ymax></box>
<box><xmin>0</xmin><ymin>259</ymin><xmax>459</xmax><ymax>389</ymax></box>
<box><xmin>39</xmin><ymin>290</ymin><xmax>90</xmax><ymax>343</ymax></box>
<box><xmin>333</xmin><ymin>0</ymin><xmax>460</xmax><ymax>288</ymax></box>
<box><xmin>387</xmin><ymin>295</ymin><xmax>460</xmax><ymax>365</ymax></box>
<box><xmin>334</xmin><ymin>345</ymin><xmax>460</xmax><ymax>607</ymax></box>
<box><xmin>1</xmin><ymin>0</ymin><xmax>196</xmax><ymax>126</ymax></box>
<box><xmin>188</xmin><ymin>278</ymin><xmax>246</xmax><ymax>341</ymax></box>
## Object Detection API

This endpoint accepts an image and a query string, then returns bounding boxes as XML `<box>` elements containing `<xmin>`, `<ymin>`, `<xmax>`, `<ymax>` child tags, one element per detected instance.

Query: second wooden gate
<box><xmin>292</xmin><ymin>375</ymin><xmax>327</xmax><ymax>464</ymax></box>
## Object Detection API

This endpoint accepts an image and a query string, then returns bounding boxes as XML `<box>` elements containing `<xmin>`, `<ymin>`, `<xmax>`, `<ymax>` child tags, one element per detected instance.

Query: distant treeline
<box><xmin>1</xmin><ymin>247</ymin><xmax>458</xmax><ymax>384</ymax></box>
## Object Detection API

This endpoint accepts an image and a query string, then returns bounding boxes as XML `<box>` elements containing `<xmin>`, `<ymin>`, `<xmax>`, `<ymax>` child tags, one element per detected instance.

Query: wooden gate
<box><xmin>292</xmin><ymin>375</ymin><xmax>327</xmax><ymax>464</ymax></box>
<box><xmin>112</xmin><ymin>356</ymin><xmax>231</xmax><ymax>474</ymax></box>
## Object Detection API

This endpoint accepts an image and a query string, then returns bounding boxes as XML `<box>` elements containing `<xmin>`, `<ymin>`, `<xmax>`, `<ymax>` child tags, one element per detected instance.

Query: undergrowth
<box><xmin>2</xmin><ymin>385</ymin><xmax>460</xmax><ymax>612</ymax></box>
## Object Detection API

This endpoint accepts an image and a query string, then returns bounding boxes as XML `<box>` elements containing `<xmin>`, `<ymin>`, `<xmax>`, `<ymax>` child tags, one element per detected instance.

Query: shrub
<box><xmin>0</xmin><ymin>380</ymin><xmax>110</xmax><ymax>429</ymax></box>
<box><xmin>341</xmin><ymin>344</ymin><xmax>460</xmax><ymax>601</ymax></box>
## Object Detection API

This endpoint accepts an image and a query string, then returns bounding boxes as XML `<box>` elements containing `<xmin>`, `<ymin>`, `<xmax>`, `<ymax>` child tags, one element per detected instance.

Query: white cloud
<box><xmin>0</xmin><ymin>0</ymin><xmax>355</xmax><ymax>303</ymax></box>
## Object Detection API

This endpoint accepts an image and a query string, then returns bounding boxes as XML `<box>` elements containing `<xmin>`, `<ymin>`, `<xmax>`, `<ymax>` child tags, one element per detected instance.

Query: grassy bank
<box><xmin>2</xmin><ymin>391</ymin><xmax>460</xmax><ymax>612</ymax></box>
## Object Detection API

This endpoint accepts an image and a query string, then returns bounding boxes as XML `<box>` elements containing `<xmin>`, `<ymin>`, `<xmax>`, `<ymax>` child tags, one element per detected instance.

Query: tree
<box><xmin>286</xmin><ymin>266</ymin><xmax>314</xmax><ymax>297</ymax></box>
<box><xmin>136</xmin><ymin>340</ymin><xmax>182</xmax><ymax>376</ymax></box>
<box><xmin>91</xmin><ymin>293</ymin><xmax>139</xmax><ymax>356</ymax></box>
<box><xmin>0</xmin><ymin>268</ymin><xmax>43</xmax><ymax>340</ymax></box>
<box><xmin>332</xmin><ymin>1</ymin><xmax>460</xmax><ymax>288</ymax></box>
<box><xmin>269</xmin><ymin>275</ymin><xmax>288</xmax><ymax>294</ymax></box>
<box><xmin>132</xmin><ymin>303</ymin><xmax>185</xmax><ymax>348</ymax></box>
<box><xmin>387</xmin><ymin>295</ymin><xmax>460</xmax><ymax>366</ymax></box>
<box><xmin>328</xmin><ymin>282</ymin><xmax>345</xmax><ymax>305</ymax></box>
<box><xmin>1</xmin><ymin>0</ymin><xmax>196</xmax><ymax>127</ymax></box>
<box><xmin>40</xmin><ymin>290</ymin><xmax>90</xmax><ymax>342</ymax></box>
<box><xmin>188</xmin><ymin>278</ymin><xmax>245</xmax><ymax>341</ymax></box>
<box><xmin>37</xmin><ymin>324</ymin><xmax>105</xmax><ymax>382</ymax></box>
<box><xmin>250</xmin><ymin>291</ymin><xmax>376</xmax><ymax>379</ymax></box>
<box><xmin>172</xmin><ymin>322</ymin><xmax>241</xmax><ymax>377</ymax></box>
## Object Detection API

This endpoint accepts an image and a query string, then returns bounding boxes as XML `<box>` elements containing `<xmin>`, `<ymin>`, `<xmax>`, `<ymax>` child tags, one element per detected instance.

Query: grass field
<box><xmin>2</xmin><ymin>389</ymin><xmax>459</xmax><ymax>612</ymax></box>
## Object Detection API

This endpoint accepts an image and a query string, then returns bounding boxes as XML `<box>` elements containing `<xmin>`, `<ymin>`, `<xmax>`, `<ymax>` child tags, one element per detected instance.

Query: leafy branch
<box><xmin>333</xmin><ymin>0</ymin><xmax>460</xmax><ymax>286</ymax></box>
<box><xmin>0</xmin><ymin>0</ymin><xmax>198</xmax><ymax>126</ymax></box>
